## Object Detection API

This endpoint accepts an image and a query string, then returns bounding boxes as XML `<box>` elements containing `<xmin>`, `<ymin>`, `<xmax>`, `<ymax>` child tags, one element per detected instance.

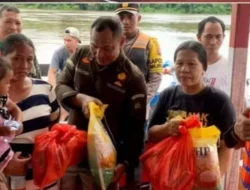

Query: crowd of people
<box><xmin>0</xmin><ymin>2</ymin><xmax>248</xmax><ymax>190</ymax></box>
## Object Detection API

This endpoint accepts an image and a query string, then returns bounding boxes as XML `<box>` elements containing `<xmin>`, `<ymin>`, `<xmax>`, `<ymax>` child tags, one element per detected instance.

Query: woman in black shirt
<box><xmin>148</xmin><ymin>40</ymin><xmax>236</xmax><ymax>178</ymax></box>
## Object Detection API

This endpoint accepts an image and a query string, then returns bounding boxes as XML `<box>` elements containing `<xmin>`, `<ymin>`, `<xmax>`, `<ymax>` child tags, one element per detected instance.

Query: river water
<box><xmin>20</xmin><ymin>9</ymin><xmax>232</xmax><ymax>64</ymax></box>
<box><xmin>20</xmin><ymin>8</ymin><xmax>250</xmax><ymax>92</ymax></box>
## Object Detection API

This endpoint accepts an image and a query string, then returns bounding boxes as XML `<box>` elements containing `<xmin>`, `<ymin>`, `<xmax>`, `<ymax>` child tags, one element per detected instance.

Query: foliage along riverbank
<box><xmin>13</xmin><ymin>3</ymin><xmax>231</xmax><ymax>15</ymax></box>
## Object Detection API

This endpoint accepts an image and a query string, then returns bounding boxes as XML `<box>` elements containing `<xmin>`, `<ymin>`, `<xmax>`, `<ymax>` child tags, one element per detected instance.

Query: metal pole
<box><xmin>226</xmin><ymin>4</ymin><xmax>250</xmax><ymax>190</ymax></box>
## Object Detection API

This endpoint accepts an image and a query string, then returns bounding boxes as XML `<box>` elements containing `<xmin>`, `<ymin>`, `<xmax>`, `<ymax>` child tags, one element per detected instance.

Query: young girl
<box><xmin>0</xmin><ymin>57</ymin><xmax>23</xmax><ymax>190</ymax></box>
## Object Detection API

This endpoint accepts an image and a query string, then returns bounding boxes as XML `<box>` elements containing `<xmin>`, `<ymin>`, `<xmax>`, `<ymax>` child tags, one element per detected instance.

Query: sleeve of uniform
<box><xmin>55</xmin><ymin>50</ymin><xmax>79</xmax><ymax>107</ymax></box>
<box><xmin>146</xmin><ymin>37</ymin><xmax>163</xmax><ymax>103</ymax></box>
<box><xmin>122</xmin><ymin>72</ymin><xmax>147</xmax><ymax>170</ymax></box>
<box><xmin>48</xmin><ymin>84</ymin><xmax>60</xmax><ymax>122</ymax></box>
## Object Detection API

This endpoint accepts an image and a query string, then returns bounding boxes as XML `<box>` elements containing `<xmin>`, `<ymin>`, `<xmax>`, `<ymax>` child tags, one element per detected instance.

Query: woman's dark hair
<box><xmin>174</xmin><ymin>40</ymin><xmax>207</xmax><ymax>71</ymax></box>
<box><xmin>0</xmin><ymin>57</ymin><xmax>12</xmax><ymax>81</ymax></box>
<box><xmin>2</xmin><ymin>33</ymin><xmax>35</xmax><ymax>56</ymax></box>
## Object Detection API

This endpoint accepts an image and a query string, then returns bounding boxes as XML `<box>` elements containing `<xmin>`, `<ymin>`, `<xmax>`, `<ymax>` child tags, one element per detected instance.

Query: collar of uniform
<box><xmin>93</xmin><ymin>51</ymin><xmax>126</xmax><ymax>73</ymax></box>
<box><xmin>124</xmin><ymin>30</ymin><xmax>140</xmax><ymax>55</ymax></box>
<box><xmin>126</xmin><ymin>29</ymin><xmax>140</xmax><ymax>42</ymax></box>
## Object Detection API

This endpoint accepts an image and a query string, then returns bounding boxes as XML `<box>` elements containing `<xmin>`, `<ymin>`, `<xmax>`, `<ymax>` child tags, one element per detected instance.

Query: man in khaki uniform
<box><xmin>56</xmin><ymin>16</ymin><xmax>147</xmax><ymax>190</ymax></box>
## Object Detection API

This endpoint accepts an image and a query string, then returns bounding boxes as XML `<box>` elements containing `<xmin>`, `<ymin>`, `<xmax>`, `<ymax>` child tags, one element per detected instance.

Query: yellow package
<box><xmin>189</xmin><ymin>126</ymin><xmax>221</xmax><ymax>190</ymax></box>
<box><xmin>87</xmin><ymin>102</ymin><xmax>117</xmax><ymax>190</ymax></box>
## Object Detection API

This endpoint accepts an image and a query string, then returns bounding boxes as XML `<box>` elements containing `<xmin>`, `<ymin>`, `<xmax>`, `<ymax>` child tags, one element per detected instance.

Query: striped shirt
<box><xmin>10</xmin><ymin>79</ymin><xmax>59</xmax><ymax>180</ymax></box>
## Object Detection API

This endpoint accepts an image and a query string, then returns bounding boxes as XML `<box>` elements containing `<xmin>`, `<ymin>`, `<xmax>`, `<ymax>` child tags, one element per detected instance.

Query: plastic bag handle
<box><xmin>103</xmin><ymin>115</ymin><xmax>117</xmax><ymax>147</ymax></box>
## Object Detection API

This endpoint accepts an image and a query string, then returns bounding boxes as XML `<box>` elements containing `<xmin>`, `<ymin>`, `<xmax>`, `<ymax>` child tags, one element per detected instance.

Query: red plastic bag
<box><xmin>32</xmin><ymin>132</ymin><xmax>58</xmax><ymax>189</ymax></box>
<box><xmin>51</xmin><ymin>124</ymin><xmax>88</xmax><ymax>166</ymax></box>
<box><xmin>42</xmin><ymin>137</ymin><xmax>68</xmax><ymax>188</ymax></box>
<box><xmin>32</xmin><ymin>124</ymin><xmax>87</xmax><ymax>189</ymax></box>
<box><xmin>140</xmin><ymin>115</ymin><xmax>200</xmax><ymax>190</ymax></box>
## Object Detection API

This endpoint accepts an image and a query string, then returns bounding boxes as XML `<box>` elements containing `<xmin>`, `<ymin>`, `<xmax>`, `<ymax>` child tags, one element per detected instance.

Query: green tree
<box><xmin>14</xmin><ymin>3</ymin><xmax>232</xmax><ymax>15</ymax></box>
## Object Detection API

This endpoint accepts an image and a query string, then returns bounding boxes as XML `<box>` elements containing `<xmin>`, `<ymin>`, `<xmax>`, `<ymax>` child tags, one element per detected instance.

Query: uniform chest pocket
<box><xmin>73</xmin><ymin>67</ymin><xmax>92</xmax><ymax>93</ymax></box>
<box><xmin>98</xmin><ymin>82</ymin><xmax>126</xmax><ymax>106</ymax></box>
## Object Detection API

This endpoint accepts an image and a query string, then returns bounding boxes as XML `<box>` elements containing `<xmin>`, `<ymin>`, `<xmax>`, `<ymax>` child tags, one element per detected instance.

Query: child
<box><xmin>0</xmin><ymin>58</ymin><xmax>23</xmax><ymax>189</ymax></box>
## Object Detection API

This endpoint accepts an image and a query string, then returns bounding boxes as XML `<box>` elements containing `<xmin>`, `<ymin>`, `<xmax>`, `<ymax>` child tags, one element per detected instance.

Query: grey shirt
<box><xmin>50</xmin><ymin>46</ymin><xmax>69</xmax><ymax>72</ymax></box>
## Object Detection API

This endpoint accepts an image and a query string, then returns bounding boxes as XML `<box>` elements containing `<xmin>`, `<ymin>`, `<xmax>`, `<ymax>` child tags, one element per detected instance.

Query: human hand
<box><xmin>234</xmin><ymin>108</ymin><xmax>250</xmax><ymax>141</ymax></box>
<box><xmin>164</xmin><ymin>118</ymin><xmax>184</xmax><ymax>136</ymax></box>
<box><xmin>163</xmin><ymin>68</ymin><xmax>173</xmax><ymax>75</ymax></box>
<box><xmin>3</xmin><ymin>152</ymin><xmax>31</xmax><ymax>176</ymax></box>
<box><xmin>0</xmin><ymin>126</ymin><xmax>15</xmax><ymax>137</ymax></box>
<box><xmin>111</xmin><ymin>163</ymin><xmax>126</xmax><ymax>183</ymax></box>
<box><xmin>81</xmin><ymin>95</ymin><xmax>102</xmax><ymax>119</ymax></box>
